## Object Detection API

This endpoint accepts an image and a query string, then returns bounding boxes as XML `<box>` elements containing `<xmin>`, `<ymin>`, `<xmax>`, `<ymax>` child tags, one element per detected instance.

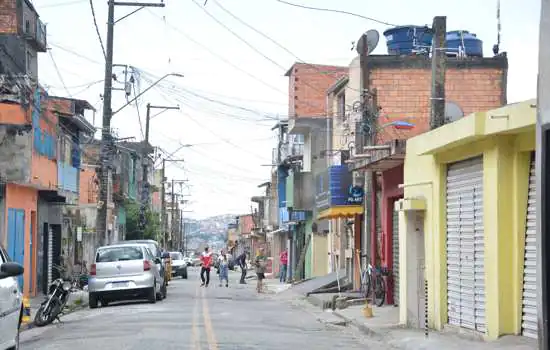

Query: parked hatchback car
<box><xmin>0</xmin><ymin>245</ymin><xmax>24</xmax><ymax>350</ymax></box>
<box><xmin>88</xmin><ymin>244</ymin><xmax>166</xmax><ymax>308</ymax></box>
<box><xmin>169</xmin><ymin>252</ymin><xmax>188</xmax><ymax>279</ymax></box>
<box><xmin>120</xmin><ymin>240</ymin><xmax>168</xmax><ymax>288</ymax></box>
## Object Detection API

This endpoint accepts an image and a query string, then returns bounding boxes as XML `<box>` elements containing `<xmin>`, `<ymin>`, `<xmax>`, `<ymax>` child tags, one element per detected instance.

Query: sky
<box><xmin>34</xmin><ymin>0</ymin><xmax>541</xmax><ymax>219</ymax></box>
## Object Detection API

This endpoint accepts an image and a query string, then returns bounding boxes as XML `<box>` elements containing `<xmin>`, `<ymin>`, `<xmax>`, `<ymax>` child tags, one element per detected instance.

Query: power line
<box><xmin>210</xmin><ymin>0</ymin><xmax>360</xmax><ymax>95</ymax></box>
<box><xmin>146</xmin><ymin>10</ymin><xmax>285</xmax><ymax>95</ymax></box>
<box><xmin>191</xmin><ymin>1</ymin><xmax>358</xmax><ymax>105</ymax></box>
<box><xmin>48</xmin><ymin>50</ymin><xmax>71</xmax><ymax>97</ymax></box>
<box><xmin>39</xmin><ymin>0</ymin><xmax>86</xmax><ymax>9</ymax></box>
<box><xmin>49</xmin><ymin>42</ymin><xmax>103</xmax><ymax>65</ymax></box>
<box><xmin>155</xmin><ymin>88</ymin><xmax>270</xmax><ymax>161</ymax></box>
<box><xmin>191</xmin><ymin>0</ymin><xmax>286</xmax><ymax>71</ymax></box>
<box><xmin>273</xmin><ymin>0</ymin><xmax>397</xmax><ymax>26</ymax></box>
<box><xmin>89</xmin><ymin>0</ymin><xmax>107</xmax><ymax>59</ymax></box>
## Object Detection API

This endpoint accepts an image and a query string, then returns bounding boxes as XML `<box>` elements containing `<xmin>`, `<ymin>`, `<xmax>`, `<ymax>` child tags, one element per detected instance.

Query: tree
<box><xmin>125</xmin><ymin>200</ymin><xmax>160</xmax><ymax>241</ymax></box>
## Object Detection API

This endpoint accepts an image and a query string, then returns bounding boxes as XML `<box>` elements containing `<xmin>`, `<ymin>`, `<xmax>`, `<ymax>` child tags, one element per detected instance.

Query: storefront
<box><xmin>316</xmin><ymin>164</ymin><xmax>364</xmax><ymax>286</ymax></box>
<box><xmin>397</xmin><ymin>100</ymin><xmax>536</xmax><ymax>340</ymax></box>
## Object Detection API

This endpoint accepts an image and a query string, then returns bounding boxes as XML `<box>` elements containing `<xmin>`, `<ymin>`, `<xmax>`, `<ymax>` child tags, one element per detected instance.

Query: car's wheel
<box><xmin>182</xmin><ymin>270</ymin><xmax>188</xmax><ymax>279</ymax></box>
<box><xmin>148</xmin><ymin>283</ymin><xmax>157</xmax><ymax>303</ymax></box>
<box><xmin>89</xmin><ymin>293</ymin><xmax>98</xmax><ymax>309</ymax></box>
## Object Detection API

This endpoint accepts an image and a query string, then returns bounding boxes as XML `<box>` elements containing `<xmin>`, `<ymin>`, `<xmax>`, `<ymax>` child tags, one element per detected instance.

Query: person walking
<box><xmin>279</xmin><ymin>248</ymin><xmax>288</xmax><ymax>283</ymax></box>
<box><xmin>200</xmin><ymin>246</ymin><xmax>213</xmax><ymax>287</ymax></box>
<box><xmin>235</xmin><ymin>250</ymin><xmax>248</xmax><ymax>284</ymax></box>
<box><xmin>218</xmin><ymin>250</ymin><xmax>229</xmax><ymax>287</ymax></box>
<box><xmin>255</xmin><ymin>248</ymin><xmax>267</xmax><ymax>293</ymax></box>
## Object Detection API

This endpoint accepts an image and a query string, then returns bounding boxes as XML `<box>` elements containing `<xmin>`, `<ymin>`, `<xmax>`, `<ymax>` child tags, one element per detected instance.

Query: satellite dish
<box><xmin>356</xmin><ymin>29</ymin><xmax>379</xmax><ymax>56</ymax></box>
<box><xmin>445</xmin><ymin>101</ymin><xmax>464</xmax><ymax>122</ymax></box>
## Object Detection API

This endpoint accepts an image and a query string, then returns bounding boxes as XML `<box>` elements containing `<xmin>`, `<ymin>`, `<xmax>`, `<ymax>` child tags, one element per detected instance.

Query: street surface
<box><xmin>20</xmin><ymin>268</ymin><xmax>382</xmax><ymax>349</ymax></box>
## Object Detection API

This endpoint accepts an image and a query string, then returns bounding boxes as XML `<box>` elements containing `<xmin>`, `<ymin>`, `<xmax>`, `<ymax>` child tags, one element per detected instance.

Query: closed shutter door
<box><xmin>392</xmin><ymin>207</ymin><xmax>399</xmax><ymax>306</ymax></box>
<box><xmin>522</xmin><ymin>153</ymin><xmax>537</xmax><ymax>338</ymax></box>
<box><xmin>446</xmin><ymin>156</ymin><xmax>485</xmax><ymax>333</ymax></box>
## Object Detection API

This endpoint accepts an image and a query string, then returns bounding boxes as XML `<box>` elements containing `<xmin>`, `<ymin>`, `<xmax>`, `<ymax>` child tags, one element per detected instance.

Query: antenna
<box><xmin>445</xmin><ymin>101</ymin><xmax>464</xmax><ymax>123</ymax></box>
<box><xmin>356</xmin><ymin>29</ymin><xmax>379</xmax><ymax>55</ymax></box>
<box><xmin>493</xmin><ymin>0</ymin><xmax>501</xmax><ymax>55</ymax></box>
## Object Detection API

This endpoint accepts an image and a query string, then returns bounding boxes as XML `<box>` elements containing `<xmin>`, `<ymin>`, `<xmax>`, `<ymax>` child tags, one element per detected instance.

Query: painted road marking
<box><xmin>191</xmin><ymin>286</ymin><xmax>201</xmax><ymax>350</ymax></box>
<box><xmin>201</xmin><ymin>287</ymin><xmax>219</xmax><ymax>350</ymax></box>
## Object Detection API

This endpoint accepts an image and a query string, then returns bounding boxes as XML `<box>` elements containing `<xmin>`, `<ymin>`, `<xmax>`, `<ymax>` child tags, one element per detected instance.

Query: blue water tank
<box><xmin>383</xmin><ymin>25</ymin><xmax>433</xmax><ymax>55</ymax></box>
<box><xmin>446</xmin><ymin>30</ymin><xmax>483</xmax><ymax>57</ymax></box>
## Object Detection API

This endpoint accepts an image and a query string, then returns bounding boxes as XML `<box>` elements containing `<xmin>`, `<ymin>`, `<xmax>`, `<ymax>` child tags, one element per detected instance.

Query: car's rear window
<box><xmin>96</xmin><ymin>246</ymin><xmax>143</xmax><ymax>262</ymax></box>
<box><xmin>170</xmin><ymin>252</ymin><xmax>183</xmax><ymax>260</ymax></box>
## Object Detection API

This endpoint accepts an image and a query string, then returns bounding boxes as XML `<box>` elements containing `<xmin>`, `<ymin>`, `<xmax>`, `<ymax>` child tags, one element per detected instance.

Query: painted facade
<box><xmin>341</xmin><ymin>54</ymin><xmax>509</xmax><ymax>304</ymax></box>
<box><xmin>397</xmin><ymin>100</ymin><xmax>536</xmax><ymax>340</ymax></box>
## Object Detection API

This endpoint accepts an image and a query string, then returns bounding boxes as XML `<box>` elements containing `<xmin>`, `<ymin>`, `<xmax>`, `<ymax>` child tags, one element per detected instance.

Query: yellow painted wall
<box><xmin>311</xmin><ymin>234</ymin><xmax>328</xmax><ymax>277</ymax></box>
<box><xmin>399</xmin><ymin>100</ymin><xmax>536</xmax><ymax>340</ymax></box>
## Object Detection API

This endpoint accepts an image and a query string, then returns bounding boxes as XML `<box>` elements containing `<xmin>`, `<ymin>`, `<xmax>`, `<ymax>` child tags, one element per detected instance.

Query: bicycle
<box><xmin>359</xmin><ymin>254</ymin><xmax>387</xmax><ymax>307</ymax></box>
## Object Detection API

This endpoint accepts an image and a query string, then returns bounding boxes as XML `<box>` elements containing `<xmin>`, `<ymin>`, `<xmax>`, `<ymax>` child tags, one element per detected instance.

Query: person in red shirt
<box><xmin>279</xmin><ymin>248</ymin><xmax>288</xmax><ymax>283</ymax></box>
<box><xmin>200</xmin><ymin>247</ymin><xmax>213</xmax><ymax>287</ymax></box>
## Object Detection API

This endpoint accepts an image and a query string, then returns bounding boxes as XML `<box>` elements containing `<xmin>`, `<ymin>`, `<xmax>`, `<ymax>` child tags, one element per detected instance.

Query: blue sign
<box><xmin>347</xmin><ymin>185</ymin><xmax>364</xmax><ymax>205</ymax></box>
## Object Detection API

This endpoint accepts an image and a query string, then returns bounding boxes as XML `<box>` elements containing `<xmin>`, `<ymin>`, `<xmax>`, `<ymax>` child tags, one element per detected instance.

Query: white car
<box><xmin>0</xmin><ymin>245</ymin><xmax>24</xmax><ymax>350</ymax></box>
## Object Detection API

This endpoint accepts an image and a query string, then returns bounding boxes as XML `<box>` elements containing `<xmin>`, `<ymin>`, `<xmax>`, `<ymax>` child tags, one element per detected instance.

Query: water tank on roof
<box><xmin>446</xmin><ymin>30</ymin><xmax>483</xmax><ymax>57</ymax></box>
<box><xmin>383</xmin><ymin>25</ymin><xmax>433</xmax><ymax>55</ymax></box>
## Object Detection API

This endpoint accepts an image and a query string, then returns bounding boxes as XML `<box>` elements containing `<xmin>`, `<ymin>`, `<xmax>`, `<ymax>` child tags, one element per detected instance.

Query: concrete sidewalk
<box><xmin>305</xmin><ymin>294</ymin><xmax>537</xmax><ymax>350</ymax></box>
<box><xmin>22</xmin><ymin>289</ymin><xmax>89</xmax><ymax>331</ymax></box>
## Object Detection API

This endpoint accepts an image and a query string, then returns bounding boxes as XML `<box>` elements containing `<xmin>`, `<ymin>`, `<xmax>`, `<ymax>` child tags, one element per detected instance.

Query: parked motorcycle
<box><xmin>33</xmin><ymin>277</ymin><xmax>74</xmax><ymax>327</ymax></box>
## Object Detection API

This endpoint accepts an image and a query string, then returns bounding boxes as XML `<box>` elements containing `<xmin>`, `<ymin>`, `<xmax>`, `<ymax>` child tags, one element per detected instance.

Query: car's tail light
<box><xmin>90</xmin><ymin>264</ymin><xmax>96</xmax><ymax>276</ymax></box>
<box><xmin>143</xmin><ymin>260</ymin><xmax>152</xmax><ymax>271</ymax></box>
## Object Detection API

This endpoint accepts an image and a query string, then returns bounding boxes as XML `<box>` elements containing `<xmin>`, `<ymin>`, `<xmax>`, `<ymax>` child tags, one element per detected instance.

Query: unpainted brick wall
<box><xmin>288</xmin><ymin>63</ymin><xmax>348</xmax><ymax>118</ymax></box>
<box><xmin>0</xmin><ymin>0</ymin><xmax>18</xmax><ymax>34</ymax></box>
<box><xmin>370</xmin><ymin>67</ymin><xmax>506</xmax><ymax>144</ymax></box>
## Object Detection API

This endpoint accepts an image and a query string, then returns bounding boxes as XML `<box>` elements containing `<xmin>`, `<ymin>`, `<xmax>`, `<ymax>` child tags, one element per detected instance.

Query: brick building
<box><xmin>327</xmin><ymin>54</ymin><xmax>508</xmax><ymax>305</ymax></box>
<box><xmin>285</xmin><ymin>62</ymin><xmax>348</xmax><ymax>118</ymax></box>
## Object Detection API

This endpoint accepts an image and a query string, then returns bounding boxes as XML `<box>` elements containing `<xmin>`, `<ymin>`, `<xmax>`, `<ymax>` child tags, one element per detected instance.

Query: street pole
<box><xmin>161</xmin><ymin>158</ymin><xmax>166</xmax><ymax>247</ymax></box>
<box><xmin>171</xmin><ymin>178</ymin><xmax>175</xmax><ymax>250</ymax></box>
<box><xmin>140</xmin><ymin>103</ymin><xmax>179</xmax><ymax>238</ymax></box>
<box><xmin>537</xmin><ymin>0</ymin><xmax>550</xmax><ymax>347</ymax></box>
<box><xmin>96</xmin><ymin>0</ymin><xmax>165</xmax><ymax>246</ymax></box>
<box><xmin>429</xmin><ymin>16</ymin><xmax>447</xmax><ymax>130</ymax></box>
<box><xmin>97</xmin><ymin>0</ymin><xmax>116</xmax><ymax>246</ymax></box>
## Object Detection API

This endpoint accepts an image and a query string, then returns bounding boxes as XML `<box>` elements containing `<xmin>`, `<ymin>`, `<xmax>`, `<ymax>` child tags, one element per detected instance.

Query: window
<box><xmin>26</xmin><ymin>50</ymin><xmax>32</xmax><ymax>73</ymax></box>
<box><xmin>337</xmin><ymin>93</ymin><xmax>346</xmax><ymax>119</ymax></box>
<box><xmin>95</xmin><ymin>246</ymin><xmax>144</xmax><ymax>262</ymax></box>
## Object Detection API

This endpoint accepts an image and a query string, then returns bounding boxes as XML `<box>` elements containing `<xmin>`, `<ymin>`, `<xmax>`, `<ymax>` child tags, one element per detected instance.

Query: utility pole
<box><xmin>537</xmin><ymin>0</ymin><xmax>550</xmax><ymax>347</ymax></box>
<box><xmin>171</xmin><ymin>178</ymin><xmax>175</xmax><ymax>249</ymax></box>
<box><xmin>159</xmin><ymin>158</ymin><xmax>185</xmax><ymax>248</ymax></box>
<box><xmin>96</xmin><ymin>0</ymin><xmax>165</xmax><ymax>246</ymax></box>
<box><xmin>429</xmin><ymin>16</ymin><xmax>447</xmax><ymax>130</ymax></box>
<box><xmin>140</xmin><ymin>103</ymin><xmax>179</xmax><ymax>238</ymax></box>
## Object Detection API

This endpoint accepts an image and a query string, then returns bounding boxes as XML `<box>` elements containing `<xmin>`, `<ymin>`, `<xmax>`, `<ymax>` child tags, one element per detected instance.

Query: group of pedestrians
<box><xmin>197</xmin><ymin>245</ymin><xmax>271</xmax><ymax>293</ymax></box>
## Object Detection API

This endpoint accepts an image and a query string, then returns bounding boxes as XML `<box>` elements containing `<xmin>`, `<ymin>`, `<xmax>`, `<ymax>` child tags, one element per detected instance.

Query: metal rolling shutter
<box><xmin>522</xmin><ymin>153</ymin><xmax>537</xmax><ymax>338</ymax></box>
<box><xmin>392</xmin><ymin>208</ymin><xmax>399</xmax><ymax>306</ymax></box>
<box><xmin>446</xmin><ymin>156</ymin><xmax>485</xmax><ymax>333</ymax></box>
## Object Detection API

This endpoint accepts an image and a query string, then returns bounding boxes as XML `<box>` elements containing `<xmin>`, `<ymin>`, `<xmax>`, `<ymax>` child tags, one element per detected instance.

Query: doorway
<box><xmin>404</xmin><ymin>210</ymin><xmax>426</xmax><ymax>329</ymax></box>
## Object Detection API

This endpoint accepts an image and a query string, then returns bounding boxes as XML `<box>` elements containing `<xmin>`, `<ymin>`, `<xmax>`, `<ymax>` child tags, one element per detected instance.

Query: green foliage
<box><xmin>125</xmin><ymin>200</ymin><xmax>160</xmax><ymax>240</ymax></box>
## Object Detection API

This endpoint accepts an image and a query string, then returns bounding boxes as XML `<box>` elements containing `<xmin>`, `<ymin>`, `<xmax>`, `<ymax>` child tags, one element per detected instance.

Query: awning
<box><xmin>317</xmin><ymin>205</ymin><xmax>364</xmax><ymax>220</ymax></box>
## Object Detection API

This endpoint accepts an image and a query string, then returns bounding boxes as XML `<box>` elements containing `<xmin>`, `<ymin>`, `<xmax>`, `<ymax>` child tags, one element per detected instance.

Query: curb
<box><xmin>331</xmin><ymin>310</ymin><xmax>385</xmax><ymax>340</ymax></box>
<box><xmin>20</xmin><ymin>302</ymin><xmax>89</xmax><ymax>332</ymax></box>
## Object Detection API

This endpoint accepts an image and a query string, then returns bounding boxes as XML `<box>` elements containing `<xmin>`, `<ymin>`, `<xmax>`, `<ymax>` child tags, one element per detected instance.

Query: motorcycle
<box><xmin>33</xmin><ymin>278</ymin><xmax>74</xmax><ymax>327</ymax></box>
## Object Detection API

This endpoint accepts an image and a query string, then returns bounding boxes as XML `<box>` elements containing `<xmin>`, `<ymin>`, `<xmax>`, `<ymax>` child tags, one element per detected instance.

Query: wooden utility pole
<box><xmin>429</xmin><ymin>16</ymin><xmax>447</xmax><ymax>130</ymax></box>
<box><xmin>160</xmin><ymin>159</ymin><xmax>166</xmax><ymax>247</ymax></box>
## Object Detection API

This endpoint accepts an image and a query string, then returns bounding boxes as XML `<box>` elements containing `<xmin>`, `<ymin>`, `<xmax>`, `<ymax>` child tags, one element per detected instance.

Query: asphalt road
<box><xmin>19</xmin><ymin>268</ymin><xmax>381</xmax><ymax>350</ymax></box>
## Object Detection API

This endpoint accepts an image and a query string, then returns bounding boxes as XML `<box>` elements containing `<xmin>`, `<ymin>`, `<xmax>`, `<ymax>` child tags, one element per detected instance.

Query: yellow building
<box><xmin>396</xmin><ymin>100</ymin><xmax>537</xmax><ymax>340</ymax></box>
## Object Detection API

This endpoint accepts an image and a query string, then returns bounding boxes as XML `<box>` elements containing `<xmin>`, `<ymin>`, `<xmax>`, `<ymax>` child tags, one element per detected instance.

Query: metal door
<box><xmin>7</xmin><ymin>208</ymin><xmax>25</xmax><ymax>289</ymax></box>
<box><xmin>392</xmin><ymin>206</ymin><xmax>399</xmax><ymax>306</ymax></box>
<box><xmin>521</xmin><ymin>153</ymin><xmax>537</xmax><ymax>338</ymax></box>
<box><xmin>446</xmin><ymin>156</ymin><xmax>485</xmax><ymax>333</ymax></box>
